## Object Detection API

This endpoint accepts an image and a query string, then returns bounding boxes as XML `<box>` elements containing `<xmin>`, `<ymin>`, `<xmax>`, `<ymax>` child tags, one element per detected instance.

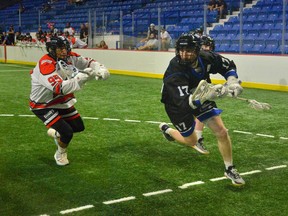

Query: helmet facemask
<box><xmin>46</xmin><ymin>36</ymin><xmax>71</xmax><ymax>62</ymax></box>
<box><xmin>201</xmin><ymin>36</ymin><xmax>215</xmax><ymax>51</ymax></box>
<box><xmin>176</xmin><ymin>34</ymin><xmax>200</xmax><ymax>65</ymax></box>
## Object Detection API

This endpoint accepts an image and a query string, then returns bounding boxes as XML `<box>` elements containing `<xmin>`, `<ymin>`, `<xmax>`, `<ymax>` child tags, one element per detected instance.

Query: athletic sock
<box><xmin>195</xmin><ymin>130</ymin><xmax>203</xmax><ymax>140</ymax></box>
<box><xmin>224</xmin><ymin>161</ymin><xmax>233</xmax><ymax>170</ymax></box>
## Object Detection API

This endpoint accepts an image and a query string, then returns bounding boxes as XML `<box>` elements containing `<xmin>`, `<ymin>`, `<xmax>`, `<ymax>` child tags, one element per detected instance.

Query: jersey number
<box><xmin>177</xmin><ymin>85</ymin><xmax>189</xmax><ymax>96</ymax></box>
<box><xmin>175</xmin><ymin>122</ymin><xmax>187</xmax><ymax>132</ymax></box>
<box><xmin>48</xmin><ymin>74</ymin><xmax>62</xmax><ymax>87</ymax></box>
<box><xmin>221</xmin><ymin>57</ymin><xmax>230</xmax><ymax>69</ymax></box>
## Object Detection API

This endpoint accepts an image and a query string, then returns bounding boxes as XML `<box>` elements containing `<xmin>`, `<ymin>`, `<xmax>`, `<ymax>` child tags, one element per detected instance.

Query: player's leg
<box><xmin>33</xmin><ymin>108</ymin><xmax>73</xmax><ymax>166</ymax></box>
<box><xmin>205</xmin><ymin>115</ymin><xmax>245</xmax><ymax>185</ymax></box>
<box><xmin>205</xmin><ymin>115</ymin><xmax>231</xmax><ymax>162</ymax></box>
<box><xmin>195</xmin><ymin>118</ymin><xmax>205</xmax><ymax>145</ymax></box>
<box><xmin>159</xmin><ymin>108</ymin><xmax>209</xmax><ymax>154</ymax></box>
<box><xmin>48</xmin><ymin>119</ymin><xmax>74</xmax><ymax>166</ymax></box>
<box><xmin>59</xmin><ymin>106</ymin><xmax>85</xmax><ymax>133</ymax></box>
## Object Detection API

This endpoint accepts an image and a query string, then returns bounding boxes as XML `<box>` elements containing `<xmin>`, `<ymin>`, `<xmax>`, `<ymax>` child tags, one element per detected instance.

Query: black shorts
<box><xmin>32</xmin><ymin>106</ymin><xmax>84</xmax><ymax>144</ymax></box>
<box><xmin>32</xmin><ymin>106</ymin><xmax>80</xmax><ymax>128</ymax></box>
<box><xmin>165</xmin><ymin>101</ymin><xmax>222</xmax><ymax>137</ymax></box>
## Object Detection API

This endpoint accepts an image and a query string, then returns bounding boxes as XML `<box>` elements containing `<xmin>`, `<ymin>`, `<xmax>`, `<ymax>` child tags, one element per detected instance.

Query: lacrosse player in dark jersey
<box><xmin>193</xmin><ymin>35</ymin><xmax>216</xmax><ymax>150</ymax></box>
<box><xmin>159</xmin><ymin>33</ymin><xmax>245</xmax><ymax>186</ymax></box>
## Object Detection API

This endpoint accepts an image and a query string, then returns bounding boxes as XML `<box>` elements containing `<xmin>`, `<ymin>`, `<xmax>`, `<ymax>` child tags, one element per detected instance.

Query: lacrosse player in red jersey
<box><xmin>29</xmin><ymin>36</ymin><xmax>110</xmax><ymax>166</ymax></box>
<box><xmin>159</xmin><ymin>33</ymin><xmax>245</xmax><ymax>186</ymax></box>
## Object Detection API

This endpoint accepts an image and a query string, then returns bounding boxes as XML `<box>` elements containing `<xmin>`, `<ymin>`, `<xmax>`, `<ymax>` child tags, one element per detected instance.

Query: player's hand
<box><xmin>213</xmin><ymin>84</ymin><xmax>228</xmax><ymax>98</ymax></box>
<box><xmin>227</xmin><ymin>83</ymin><xmax>243</xmax><ymax>97</ymax></box>
<box><xmin>83</xmin><ymin>68</ymin><xmax>97</xmax><ymax>80</ymax></box>
<box><xmin>95</xmin><ymin>65</ymin><xmax>110</xmax><ymax>80</ymax></box>
<box><xmin>90</xmin><ymin>62</ymin><xmax>110</xmax><ymax>80</ymax></box>
<box><xmin>226</xmin><ymin>76</ymin><xmax>243</xmax><ymax>97</ymax></box>
<box><xmin>74</xmin><ymin>72</ymin><xmax>89</xmax><ymax>87</ymax></box>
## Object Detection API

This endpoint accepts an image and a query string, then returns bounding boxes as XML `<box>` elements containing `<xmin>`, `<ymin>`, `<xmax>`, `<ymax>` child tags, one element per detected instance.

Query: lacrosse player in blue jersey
<box><xmin>159</xmin><ymin>33</ymin><xmax>245</xmax><ymax>186</ymax></box>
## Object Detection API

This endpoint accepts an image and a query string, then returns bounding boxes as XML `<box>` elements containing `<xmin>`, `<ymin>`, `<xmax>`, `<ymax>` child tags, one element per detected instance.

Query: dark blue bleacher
<box><xmin>212</xmin><ymin>0</ymin><xmax>288</xmax><ymax>54</ymax></box>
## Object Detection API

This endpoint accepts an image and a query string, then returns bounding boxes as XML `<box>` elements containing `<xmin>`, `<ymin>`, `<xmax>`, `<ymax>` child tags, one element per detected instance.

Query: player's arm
<box><xmin>38</xmin><ymin>67</ymin><xmax>91</xmax><ymax>96</ymax></box>
<box><xmin>72</xmin><ymin>53</ymin><xmax>110</xmax><ymax>80</ymax></box>
<box><xmin>208</xmin><ymin>52</ymin><xmax>243</xmax><ymax>97</ymax></box>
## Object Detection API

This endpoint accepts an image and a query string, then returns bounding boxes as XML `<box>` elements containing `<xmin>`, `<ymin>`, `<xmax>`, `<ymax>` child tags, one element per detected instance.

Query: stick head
<box><xmin>248</xmin><ymin>99</ymin><xmax>272</xmax><ymax>110</ymax></box>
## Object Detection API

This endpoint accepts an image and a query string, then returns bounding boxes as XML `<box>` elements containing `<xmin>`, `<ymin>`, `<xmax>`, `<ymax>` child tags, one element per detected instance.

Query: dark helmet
<box><xmin>175</xmin><ymin>33</ymin><xmax>200</xmax><ymax>65</ymax></box>
<box><xmin>194</xmin><ymin>27</ymin><xmax>203</xmax><ymax>36</ymax></box>
<box><xmin>201</xmin><ymin>35</ymin><xmax>215</xmax><ymax>51</ymax></box>
<box><xmin>46</xmin><ymin>36</ymin><xmax>71</xmax><ymax>60</ymax></box>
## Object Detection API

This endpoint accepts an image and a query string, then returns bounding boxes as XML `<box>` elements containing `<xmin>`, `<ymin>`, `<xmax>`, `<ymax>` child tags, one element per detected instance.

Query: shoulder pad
<box><xmin>39</xmin><ymin>54</ymin><xmax>56</xmax><ymax>75</ymax></box>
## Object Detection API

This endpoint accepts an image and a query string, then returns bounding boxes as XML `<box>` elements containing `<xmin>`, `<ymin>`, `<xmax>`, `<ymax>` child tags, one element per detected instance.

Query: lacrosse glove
<box><xmin>226</xmin><ymin>76</ymin><xmax>243</xmax><ymax>97</ymax></box>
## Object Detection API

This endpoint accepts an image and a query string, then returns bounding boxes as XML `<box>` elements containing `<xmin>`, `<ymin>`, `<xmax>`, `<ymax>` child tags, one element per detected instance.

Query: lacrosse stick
<box><xmin>58</xmin><ymin>60</ymin><xmax>79</xmax><ymax>79</ymax></box>
<box><xmin>189</xmin><ymin>80</ymin><xmax>226</xmax><ymax>109</ymax></box>
<box><xmin>234</xmin><ymin>96</ymin><xmax>272</xmax><ymax>110</ymax></box>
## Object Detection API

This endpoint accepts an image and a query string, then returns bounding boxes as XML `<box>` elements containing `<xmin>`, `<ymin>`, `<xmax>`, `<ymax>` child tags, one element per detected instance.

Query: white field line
<box><xmin>209</xmin><ymin>176</ymin><xmax>227</xmax><ymax>182</ymax></box>
<box><xmin>38</xmin><ymin>164</ymin><xmax>287</xmax><ymax>215</ymax></box>
<box><xmin>178</xmin><ymin>181</ymin><xmax>205</xmax><ymax>189</ymax></box>
<box><xmin>103</xmin><ymin>196</ymin><xmax>136</xmax><ymax>205</ymax></box>
<box><xmin>265</xmin><ymin>165</ymin><xmax>287</xmax><ymax>170</ymax></box>
<box><xmin>0</xmin><ymin>69</ymin><xmax>31</xmax><ymax>72</ymax></box>
<box><xmin>233</xmin><ymin>130</ymin><xmax>253</xmax><ymax>135</ymax></box>
<box><xmin>145</xmin><ymin>121</ymin><xmax>163</xmax><ymax>124</ymax></box>
<box><xmin>1</xmin><ymin>64</ymin><xmax>32</xmax><ymax>69</ymax></box>
<box><xmin>18</xmin><ymin>114</ymin><xmax>35</xmax><ymax>117</ymax></box>
<box><xmin>1</xmin><ymin>114</ymin><xmax>288</xmax><ymax>141</ymax></box>
<box><xmin>240</xmin><ymin>170</ymin><xmax>262</xmax><ymax>175</ymax></box>
<box><xmin>60</xmin><ymin>205</ymin><xmax>94</xmax><ymax>214</ymax></box>
<box><xmin>0</xmin><ymin>114</ymin><xmax>14</xmax><ymax>116</ymax></box>
<box><xmin>103</xmin><ymin>118</ymin><xmax>120</xmax><ymax>121</ymax></box>
<box><xmin>143</xmin><ymin>189</ymin><xmax>173</xmax><ymax>197</ymax></box>
<box><xmin>125</xmin><ymin>119</ymin><xmax>141</xmax><ymax>123</ymax></box>
<box><xmin>82</xmin><ymin>117</ymin><xmax>99</xmax><ymax>120</ymax></box>
<box><xmin>255</xmin><ymin>133</ymin><xmax>275</xmax><ymax>138</ymax></box>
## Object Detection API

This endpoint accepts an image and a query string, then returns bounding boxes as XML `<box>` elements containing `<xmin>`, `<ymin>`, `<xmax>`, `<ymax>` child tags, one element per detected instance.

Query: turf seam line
<box><xmin>143</xmin><ymin>189</ymin><xmax>173</xmax><ymax>196</ymax></box>
<box><xmin>103</xmin><ymin>196</ymin><xmax>136</xmax><ymax>204</ymax></box>
<box><xmin>60</xmin><ymin>205</ymin><xmax>94</xmax><ymax>214</ymax></box>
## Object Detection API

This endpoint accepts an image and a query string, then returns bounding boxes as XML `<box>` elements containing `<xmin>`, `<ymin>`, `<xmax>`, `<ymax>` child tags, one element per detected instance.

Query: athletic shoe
<box><xmin>192</xmin><ymin>138</ymin><xmax>209</xmax><ymax>154</ymax></box>
<box><xmin>54</xmin><ymin>150</ymin><xmax>69</xmax><ymax>166</ymax></box>
<box><xmin>224</xmin><ymin>166</ymin><xmax>245</xmax><ymax>186</ymax></box>
<box><xmin>159</xmin><ymin>123</ymin><xmax>175</xmax><ymax>141</ymax></box>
